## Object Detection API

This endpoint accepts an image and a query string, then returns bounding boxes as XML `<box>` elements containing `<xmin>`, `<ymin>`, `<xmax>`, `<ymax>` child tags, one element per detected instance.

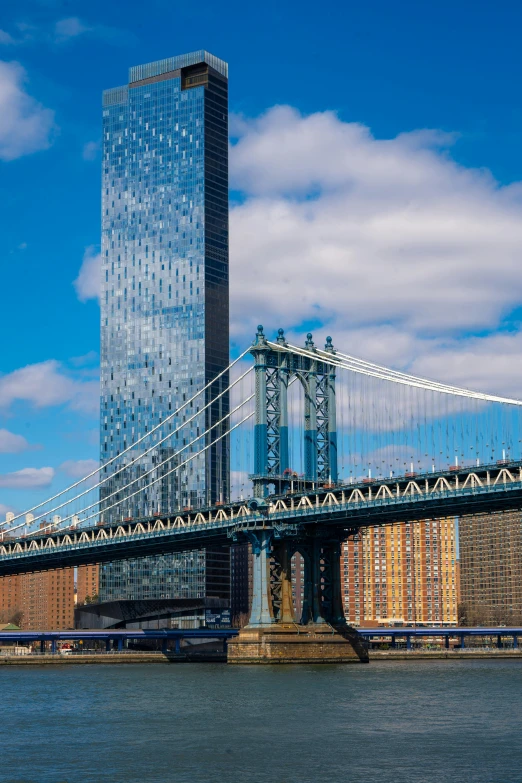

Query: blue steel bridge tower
<box><xmin>99</xmin><ymin>51</ymin><xmax>230</xmax><ymax>602</ymax></box>
<box><xmin>250</xmin><ymin>326</ymin><xmax>338</xmax><ymax>497</ymax></box>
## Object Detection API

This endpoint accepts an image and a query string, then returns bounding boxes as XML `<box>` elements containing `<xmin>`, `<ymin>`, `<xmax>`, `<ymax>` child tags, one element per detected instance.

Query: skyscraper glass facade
<box><xmin>99</xmin><ymin>51</ymin><xmax>230</xmax><ymax>601</ymax></box>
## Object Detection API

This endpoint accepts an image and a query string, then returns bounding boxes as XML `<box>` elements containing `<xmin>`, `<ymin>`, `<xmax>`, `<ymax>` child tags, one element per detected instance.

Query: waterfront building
<box><xmin>77</xmin><ymin>565</ymin><xmax>100</xmax><ymax>604</ymax></box>
<box><xmin>0</xmin><ymin>574</ymin><xmax>21</xmax><ymax>625</ymax></box>
<box><xmin>99</xmin><ymin>51</ymin><xmax>230</xmax><ymax>601</ymax></box>
<box><xmin>0</xmin><ymin>570</ymin><xmax>75</xmax><ymax>630</ymax></box>
<box><xmin>459</xmin><ymin>511</ymin><xmax>522</xmax><ymax>624</ymax></box>
<box><xmin>342</xmin><ymin>519</ymin><xmax>459</xmax><ymax>626</ymax></box>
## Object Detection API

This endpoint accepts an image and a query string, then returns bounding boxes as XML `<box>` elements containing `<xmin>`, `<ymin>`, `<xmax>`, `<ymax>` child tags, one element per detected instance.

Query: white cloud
<box><xmin>410</xmin><ymin>330</ymin><xmax>522</xmax><ymax>399</ymax></box>
<box><xmin>0</xmin><ymin>429</ymin><xmax>30</xmax><ymax>454</ymax></box>
<box><xmin>60</xmin><ymin>459</ymin><xmax>98</xmax><ymax>479</ymax></box>
<box><xmin>0</xmin><ymin>467</ymin><xmax>54</xmax><ymax>489</ymax></box>
<box><xmin>54</xmin><ymin>17</ymin><xmax>91</xmax><ymax>41</ymax></box>
<box><xmin>229</xmin><ymin>107</ymin><xmax>522</xmax><ymax>340</ymax></box>
<box><xmin>227</xmin><ymin>106</ymin><xmax>522</xmax><ymax>397</ymax></box>
<box><xmin>74</xmin><ymin>246</ymin><xmax>101</xmax><ymax>302</ymax></box>
<box><xmin>82</xmin><ymin>140</ymin><xmax>99</xmax><ymax>161</ymax></box>
<box><xmin>0</xmin><ymin>360</ymin><xmax>99</xmax><ymax>415</ymax></box>
<box><xmin>0</xmin><ymin>60</ymin><xmax>55</xmax><ymax>161</ymax></box>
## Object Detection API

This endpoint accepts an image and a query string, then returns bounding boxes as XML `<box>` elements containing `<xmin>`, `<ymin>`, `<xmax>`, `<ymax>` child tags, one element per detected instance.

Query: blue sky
<box><xmin>1</xmin><ymin>0</ymin><xmax>522</xmax><ymax>513</ymax></box>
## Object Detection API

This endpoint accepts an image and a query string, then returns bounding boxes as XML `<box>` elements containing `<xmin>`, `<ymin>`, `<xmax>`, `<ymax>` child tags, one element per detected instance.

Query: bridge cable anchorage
<box><xmin>6</xmin><ymin>365</ymin><xmax>253</xmax><ymax>537</ymax></box>
<box><xmin>272</xmin><ymin>341</ymin><xmax>522</xmax><ymax>405</ymax></box>
<box><xmin>0</xmin><ymin>349</ymin><xmax>251</xmax><ymax>532</ymax></box>
<box><xmin>26</xmin><ymin>391</ymin><xmax>257</xmax><ymax>537</ymax></box>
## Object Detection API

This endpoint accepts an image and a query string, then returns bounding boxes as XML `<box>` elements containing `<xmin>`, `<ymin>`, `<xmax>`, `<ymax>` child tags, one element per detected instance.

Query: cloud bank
<box><xmin>0</xmin><ymin>360</ymin><xmax>98</xmax><ymax>415</ymax></box>
<box><xmin>74</xmin><ymin>246</ymin><xmax>101</xmax><ymax>302</ymax></box>
<box><xmin>0</xmin><ymin>429</ymin><xmax>31</xmax><ymax>454</ymax></box>
<box><xmin>0</xmin><ymin>467</ymin><xmax>54</xmax><ymax>489</ymax></box>
<box><xmin>0</xmin><ymin>60</ymin><xmax>55</xmax><ymax>161</ymax></box>
<box><xmin>228</xmin><ymin>106</ymin><xmax>522</xmax><ymax>395</ymax></box>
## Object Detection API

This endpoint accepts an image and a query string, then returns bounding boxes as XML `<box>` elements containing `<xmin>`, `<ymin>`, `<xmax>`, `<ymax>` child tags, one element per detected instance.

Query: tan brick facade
<box><xmin>342</xmin><ymin>519</ymin><xmax>459</xmax><ymax>626</ymax></box>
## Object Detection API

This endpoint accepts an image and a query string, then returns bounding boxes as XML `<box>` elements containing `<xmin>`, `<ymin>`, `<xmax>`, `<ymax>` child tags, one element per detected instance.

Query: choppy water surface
<box><xmin>1</xmin><ymin>660</ymin><xmax>521</xmax><ymax>783</ymax></box>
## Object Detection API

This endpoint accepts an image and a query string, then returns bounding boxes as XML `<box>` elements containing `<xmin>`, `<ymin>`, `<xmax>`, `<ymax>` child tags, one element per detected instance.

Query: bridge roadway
<box><xmin>1</xmin><ymin>460</ymin><xmax>522</xmax><ymax>576</ymax></box>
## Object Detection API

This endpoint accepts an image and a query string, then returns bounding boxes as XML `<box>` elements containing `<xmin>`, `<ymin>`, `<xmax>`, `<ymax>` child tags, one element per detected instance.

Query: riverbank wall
<box><xmin>370</xmin><ymin>649</ymin><xmax>522</xmax><ymax>660</ymax></box>
<box><xmin>0</xmin><ymin>652</ymin><xmax>227</xmax><ymax>665</ymax></box>
<box><xmin>1</xmin><ymin>648</ymin><xmax>522</xmax><ymax>664</ymax></box>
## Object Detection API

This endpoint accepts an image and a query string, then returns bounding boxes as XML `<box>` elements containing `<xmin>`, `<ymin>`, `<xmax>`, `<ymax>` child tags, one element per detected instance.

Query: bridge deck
<box><xmin>1</xmin><ymin>460</ymin><xmax>522</xmax><ymax>576</ymax></box>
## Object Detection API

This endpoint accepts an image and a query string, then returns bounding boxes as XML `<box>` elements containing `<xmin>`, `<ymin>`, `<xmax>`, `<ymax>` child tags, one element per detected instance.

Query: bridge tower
<box><xmin>250</xmin><ymin>325</ymin><xmax>338</xmax><ymax>497</ymax></box>
<box><xmin>228</xmin><ymin>327</ymin><xmax>366</xmax><ymax>664</ymax></box>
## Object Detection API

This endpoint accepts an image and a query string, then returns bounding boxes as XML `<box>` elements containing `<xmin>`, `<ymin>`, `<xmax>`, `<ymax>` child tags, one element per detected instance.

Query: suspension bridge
<box><xmin>2</xmin><ymin>326</ymin><xmax>522</xmax><ymax>661</ymax></box>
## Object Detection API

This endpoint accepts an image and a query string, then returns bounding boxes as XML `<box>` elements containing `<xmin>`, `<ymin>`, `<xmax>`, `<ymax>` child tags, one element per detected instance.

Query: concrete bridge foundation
<box><xmin>228</xmin><ymin>529</ymin><xmax>368</xmax><ymax>664</ymax></box>
<box><xmin>227</xmin><ymin>622</ymin><xmax>368</xmax><ymax>664</ymax></box>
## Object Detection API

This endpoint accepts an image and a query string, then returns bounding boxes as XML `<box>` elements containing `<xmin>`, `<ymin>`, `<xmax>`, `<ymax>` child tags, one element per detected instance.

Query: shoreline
<box><xmin>1</xmin><ymin>649</ymin><xmax>521</xmax><ymax>665</ymax></box>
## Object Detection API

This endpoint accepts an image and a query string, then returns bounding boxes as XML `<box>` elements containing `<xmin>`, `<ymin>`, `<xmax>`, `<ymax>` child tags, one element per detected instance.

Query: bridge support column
<box><xmin>117</xmin><ymin>638</ymin><xmax>123</xmax><ymax>652</ymax></box>
<box><xmin>278</xmin><ymin>334</ymin><xmax>290</xmax><ymax>480</ymax></box>
<box><xmin>304</xmin><ymin>536</ymin><xmax>344</xmax><ymax>627</ymax></box>
<box><xmin>445</xmin><ymin>635</ymin><xmax>450</xmax><ymax>650</ymax></box>
<box><xmin>248</xmin><ymin>530</ymin><xmax>275</xmax><ymax>626</ymax></box>
<box><xmin>328</xmin><ymin>539</ymin><xmax>344</xmax><ymax>624</ymax></box>
<box><xmin>513</xmin><ymin>635</ymin><xmax>518</xmax><ymax>649</ymax></box>
<box><xmin>252</xmin><ymin>326</ymin><xmax>269</xmax><ymax>498</ymax></box>
<box><xmin>40</xmin><ymin>639</ymin><xmax>45</xmax><ymax>654</ymax></box>
<box><xmin>324</xmin><ymin>336</ymin><xmax>338</xmax><ymax>484</ymax></box>
<box><xmin>175</xmin><ymin>637</ymin><xmax>181</xmax><ymax>655</ymax></box>
<box><xmin>51</xmin><ymin>639</ymin><xmax>56</xmax><ymax>655</ymax></box>
<box><xmin>105</xmin><ymin>639</ymin><xmax>111</xmax><ymax>653</ymax></box>
<box><xmin>228</xmin><ymin>528</ymin><xmax>368</xmax><ymax>665</ymax></box>
<box><xmin>304</xmin><ymin>334</ymin><xmax>317</xmax><ymax>484</ymax></box>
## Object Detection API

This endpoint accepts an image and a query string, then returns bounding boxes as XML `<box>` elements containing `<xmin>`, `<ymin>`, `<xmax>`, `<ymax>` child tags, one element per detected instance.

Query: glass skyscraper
<box><xmin>99</xmin><ymin>51</ymin><xmax>230</xmax><ymax>601</ymax></box>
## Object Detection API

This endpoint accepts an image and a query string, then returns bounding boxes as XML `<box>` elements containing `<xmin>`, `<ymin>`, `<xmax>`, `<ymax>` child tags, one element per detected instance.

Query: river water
<box><xmin>1</xmin><ymin>660</ymin><xmax>521</xmax><ymax>783</ymax></box>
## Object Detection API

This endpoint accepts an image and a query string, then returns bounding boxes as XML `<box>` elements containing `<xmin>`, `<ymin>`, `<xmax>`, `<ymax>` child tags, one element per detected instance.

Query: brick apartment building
<box><xmin>341</xmin><ymin>519</ymin><xmax>459</xmax><ymax>626</ymax></box>
<box><xmin>0</xmin><ymin>565</ymin><xmax>98</xmax><ymax>630</ymax></box>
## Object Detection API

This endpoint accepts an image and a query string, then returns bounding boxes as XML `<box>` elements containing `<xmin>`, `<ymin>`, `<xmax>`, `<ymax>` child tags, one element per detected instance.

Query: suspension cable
<box><xmin>31</xmin><ymin>393</ymin><xmax>256</xmax><ymax>536</ymax></box>
<box><xmin>25</xmin><ymin>375</ymin><xmax>301</xmax><ymax>537</ymax></box>
<box><xmin>1</xmin><ymin>349</ymin><xmax>250</xmax><ymax>528</ymax></box>
<box><xmin>36</xmin><ymin>408</ymin><xmax>256</xmax><ymax>536</ymax></box>
<box><xmin>271</xmin><ymin>342</ymin><xmax>522</xmax><ymax>405</ymax></box>
<box><xmin>3</xmin><ymin>365</ymin><xmax>253</xmax><ymax>537</ymax></box>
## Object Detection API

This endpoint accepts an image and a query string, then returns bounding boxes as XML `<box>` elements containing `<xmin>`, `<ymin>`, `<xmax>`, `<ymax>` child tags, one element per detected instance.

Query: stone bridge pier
<box><xmin>227</xmin><ymin>527</ymin><xmax>368</xmax><ymax>664</ymax></box>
